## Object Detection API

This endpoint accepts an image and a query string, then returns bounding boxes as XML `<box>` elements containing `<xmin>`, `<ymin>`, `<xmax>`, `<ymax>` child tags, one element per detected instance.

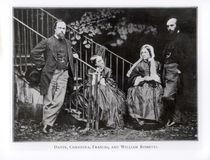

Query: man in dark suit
<box><xmin>31</xmin><ymin>20</ymin><xmax>78</xmax><ymax>133</ymax></box>
<box><xmin>162</xmin><ymin>17</ymin><xmax>191</xmax><ymax>126</ymax></box>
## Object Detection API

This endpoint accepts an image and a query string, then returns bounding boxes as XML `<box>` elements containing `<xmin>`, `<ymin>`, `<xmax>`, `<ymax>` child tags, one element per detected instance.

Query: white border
<box><xmin>0</xmin><ymin>0</ymin><xmax>210</xmax><ymax>160</ymax></box>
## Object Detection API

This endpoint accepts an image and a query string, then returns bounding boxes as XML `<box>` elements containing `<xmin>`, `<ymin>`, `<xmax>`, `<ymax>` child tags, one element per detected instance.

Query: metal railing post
<box><xmin>87</xmin><ymin>74</ymin><xmax>92</xmax><ymax>129</ymax></box>
<box><xmin>116</xmin><ymin>57</ymin><xmax>119</xmax><ymax>84</ymax></box>
<box><xmin>122</xmin><ymin>60</ymin><xmax>125</xmax><ymax>91</ymax></box>
<box><xmin>95</xmin><ymin>73</ymin><xmax>100</xmax><ymax>131</ymax></box>
<box><xmin>23</xmin><ymin>26</ymin><xmax>27</xmax><ymax>73</ymax></box>
<box><xmin>75</xmin><ymin>58</ymin><xmax>79</xmax><ymax>112</ymax></box>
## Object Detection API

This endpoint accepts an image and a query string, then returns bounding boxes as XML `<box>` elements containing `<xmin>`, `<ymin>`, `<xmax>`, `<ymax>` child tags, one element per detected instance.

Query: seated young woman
<box><xmin>84</xmin><ymin>55</ymin><xmax>126</xmax><ymax>129</ymax></box>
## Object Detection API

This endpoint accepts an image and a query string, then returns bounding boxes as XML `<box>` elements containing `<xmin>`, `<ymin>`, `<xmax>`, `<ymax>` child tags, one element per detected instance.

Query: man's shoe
<box><xmin>166</xmin><ymin>120</ymin><xmax>175</xmax><ymax>127</ymax></box>
<box><xmin>42</xmin><ymin>125</ymin><xmax>53</xmax><ymax>133</ymax></box>
<box><xmin>136</xmin><ymin>118</ymin><xmax>144</xmax><ymax>126</ymax></box>
<box><xmin>42</xmin><ymin>125</ymin><xmax>48</xmax><ymax>133</ymax></box>
<box><xmin>49</xmin><ymin>128</ymin><xmax>54</xmax><ymax>133</ymax></box>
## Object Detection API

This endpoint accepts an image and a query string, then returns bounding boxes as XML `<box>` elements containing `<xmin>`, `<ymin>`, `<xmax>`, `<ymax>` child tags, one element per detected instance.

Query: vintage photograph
<box><xmin>13</xmin><ymin>7</ymin><xmax>197</xmax><ymax>141</ymax></box>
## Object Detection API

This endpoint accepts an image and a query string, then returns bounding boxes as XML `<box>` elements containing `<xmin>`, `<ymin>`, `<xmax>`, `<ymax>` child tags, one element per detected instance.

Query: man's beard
<box><xmin>168</xmin><ymin>29</ymin><xmax>175</xmax><ymax>34</ymax></box>
<box><xmin>58</xmin><ymin>32</ymin><xmax>65</xmax><ymax>40</ymax></box>
<box><xmin>167</xmin><ymin>30</ymin><xmax>177</xmax><ymax>39</ymax></box>
<box><xmin>168</xmin><ymin>28</ymin><xmax>178</xmax><ymax>35</ymax></box>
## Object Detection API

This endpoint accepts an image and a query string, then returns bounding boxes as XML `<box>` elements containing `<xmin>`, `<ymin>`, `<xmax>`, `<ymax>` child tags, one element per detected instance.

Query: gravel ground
<box><xmin>14</xmin><ymin>109</ymin><xmax>197</xmax><ymax>142</ymax></box>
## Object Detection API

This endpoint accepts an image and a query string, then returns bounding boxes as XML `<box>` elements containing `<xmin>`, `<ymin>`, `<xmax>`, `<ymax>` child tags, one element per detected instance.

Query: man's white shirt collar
<box><xmin>54</xmin><ymin>34</ymin><xmax>59</xmax><ymax>39</ymax></box>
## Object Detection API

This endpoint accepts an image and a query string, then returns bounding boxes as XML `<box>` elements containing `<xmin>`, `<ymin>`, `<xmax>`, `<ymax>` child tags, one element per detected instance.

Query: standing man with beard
<box><xmin>161</xmin><ymin>17</ymin><xmax>192</xmax><ymax>126</ymax></box>
<box><xmin>31</xmin><ymin>20</ymin><xmax>79</xmax><ymax>133</ymax></box>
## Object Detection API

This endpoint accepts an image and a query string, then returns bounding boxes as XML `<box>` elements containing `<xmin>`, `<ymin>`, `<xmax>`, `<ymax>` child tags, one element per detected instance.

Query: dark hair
<box><xmin>53</xmin><ymin>19</ymin><xmax>65</xmax><ymax>29</ymax></box>
<box><xmin>90</xmin><ymin>59</ymin><xmax>97</xmax><ymax>68</ymax></box>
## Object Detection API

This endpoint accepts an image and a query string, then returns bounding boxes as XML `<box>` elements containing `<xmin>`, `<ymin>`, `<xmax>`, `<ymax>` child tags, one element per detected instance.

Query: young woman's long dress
<box><xmin>127</xmin><ymin>60</ymin><xmax>163</xmax><ymax>122</ymax></box>
<box><xmin>88</xmin><ymin>67</ymin><xmax>126</xmax><ymax>128</ymax></box>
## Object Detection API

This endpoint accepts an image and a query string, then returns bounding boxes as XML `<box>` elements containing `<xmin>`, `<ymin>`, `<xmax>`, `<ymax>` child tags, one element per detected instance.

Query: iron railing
<box><xmin>13</xmin><ymin>16</ymin><xmax>101</xmax><ymax>130</ymax></box>
<box><xmin>13</xmin><ymin>8</ymin><xmax>133</xmax><ymax>91</ymax></box>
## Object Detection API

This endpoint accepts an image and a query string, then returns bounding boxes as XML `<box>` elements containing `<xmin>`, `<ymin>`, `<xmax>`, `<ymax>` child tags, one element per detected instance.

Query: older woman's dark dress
<box><xmin>127</xmin><ymin>60</ymin><xmax>163</xmax><ymax>122</ymax></box>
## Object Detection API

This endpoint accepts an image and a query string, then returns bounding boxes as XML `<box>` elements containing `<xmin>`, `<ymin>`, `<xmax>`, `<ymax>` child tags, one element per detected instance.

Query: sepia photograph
<box><xmin>13</xmin><ymin>7</ymin><xmax>197</xmax><ymax>141</ymax></box>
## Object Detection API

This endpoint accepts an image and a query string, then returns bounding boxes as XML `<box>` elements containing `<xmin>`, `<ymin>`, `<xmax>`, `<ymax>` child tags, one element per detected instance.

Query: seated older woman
<box><xmin>126</xmin><ymin>44</ymin><xmax>164</xmax><ymax>126</ymax></box>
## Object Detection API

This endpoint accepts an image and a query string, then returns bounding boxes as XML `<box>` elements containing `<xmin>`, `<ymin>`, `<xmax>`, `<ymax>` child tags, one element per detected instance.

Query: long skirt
<box><xmin>127</xmin><ymin>82</ymin><xmax>163</xmax><ymax>122</ymax></box>
<box><xmin>96</xmin><ymin>83</ymin><xmax>126</xmax><ymax>128</ymax></box>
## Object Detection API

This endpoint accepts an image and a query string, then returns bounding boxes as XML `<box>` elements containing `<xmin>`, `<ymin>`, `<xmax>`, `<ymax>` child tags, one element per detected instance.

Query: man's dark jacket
<box><xmin>30</xmin><ymin>36</ymin><xmax>74</xmax><ymax>95</ymax></box>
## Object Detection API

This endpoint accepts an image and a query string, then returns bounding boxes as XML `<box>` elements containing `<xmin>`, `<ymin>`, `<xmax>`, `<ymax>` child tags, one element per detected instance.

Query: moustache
<box><xmin>168</xmin><ymin>30</ymin><xmax>175</xmax><ymax>34</ymax></box>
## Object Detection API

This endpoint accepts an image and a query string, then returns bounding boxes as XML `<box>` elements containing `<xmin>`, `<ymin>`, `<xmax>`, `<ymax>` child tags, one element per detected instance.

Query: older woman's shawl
<box><xmin>127</xmin><ymin>60</ymin><xmax>163</xmax><ymax>122</ymax></box>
